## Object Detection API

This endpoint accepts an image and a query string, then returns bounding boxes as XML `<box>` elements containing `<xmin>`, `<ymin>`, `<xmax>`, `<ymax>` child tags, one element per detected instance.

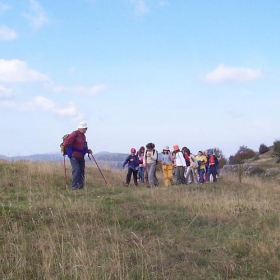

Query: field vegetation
<box><xmin>0</xmin><ymin>159</ymin><xmax>280</xmax><ymax>279</ymax></box>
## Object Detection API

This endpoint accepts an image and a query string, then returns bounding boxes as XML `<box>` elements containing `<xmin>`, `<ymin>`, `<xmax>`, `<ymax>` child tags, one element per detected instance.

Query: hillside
<box><xmin>221</xmin><ymin>147</ymin><xmax>280</xmax><ymax>180</ymax></box>
<box><xmin>0</xmin><ymin>160</ymin><xmax>280</xmax><ymax>279</ymax></box>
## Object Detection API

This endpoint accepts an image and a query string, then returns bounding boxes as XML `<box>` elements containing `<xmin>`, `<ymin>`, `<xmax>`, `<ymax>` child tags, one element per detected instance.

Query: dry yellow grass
<box><xmin>0</xmin><ymin>160</ymin><xmax>280</xmax><ymax>279</ymax></box>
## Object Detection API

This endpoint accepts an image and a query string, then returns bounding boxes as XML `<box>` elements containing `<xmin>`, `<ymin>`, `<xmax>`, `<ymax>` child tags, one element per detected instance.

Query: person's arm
<box><xmin>123</xmin><ymin>156</ymin><xmax>130</xmax><ymax>168</ymax></box>
<box><xmin>202</xmin><ymin>156</ymin><xmax>207</xmax><ymax>164</ymax></box>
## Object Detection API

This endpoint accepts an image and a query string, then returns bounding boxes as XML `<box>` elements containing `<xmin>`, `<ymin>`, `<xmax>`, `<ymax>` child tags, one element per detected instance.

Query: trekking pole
<box><xmin>63</xmin><ymin>155</ymin><xmax>67</xmax><ymax>189</ymax></box>
<box><xmin>88</xmin><ymin>154</ymin><xmax>108</xmax><ymax>185</ymax></box>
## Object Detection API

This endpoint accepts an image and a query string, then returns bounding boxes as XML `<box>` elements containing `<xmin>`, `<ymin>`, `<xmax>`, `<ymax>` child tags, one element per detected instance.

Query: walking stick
<box><xmin>88</xmin><ymin>154</ymin><xmax>108</xmax><ymax>185</ymax></box>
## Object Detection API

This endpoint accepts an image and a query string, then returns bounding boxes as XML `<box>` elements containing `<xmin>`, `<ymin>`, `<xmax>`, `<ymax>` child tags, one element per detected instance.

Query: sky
<box><xmin>0</xmin><ymin>0</ymin><xmax>279</xmax><ymax>158</ymax></box>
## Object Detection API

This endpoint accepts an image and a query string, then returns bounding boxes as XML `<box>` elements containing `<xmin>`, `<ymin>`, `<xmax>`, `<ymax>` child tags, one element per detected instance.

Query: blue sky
<box><xmin>0</xmin><ymin>0</ymin><xmax>279</xmax><ymax>158</ymax></box>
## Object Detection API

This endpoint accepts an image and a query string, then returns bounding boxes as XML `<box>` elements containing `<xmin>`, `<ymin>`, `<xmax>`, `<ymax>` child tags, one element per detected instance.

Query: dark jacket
<box><xmin>123</xmin><ymin>155</ymin><xmax>139</xmax><ymax>170</ymax></box>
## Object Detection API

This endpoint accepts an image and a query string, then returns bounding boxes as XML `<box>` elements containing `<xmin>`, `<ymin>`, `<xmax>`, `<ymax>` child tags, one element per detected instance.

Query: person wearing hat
<box><xmin>63</xmin><ymin>121</ymin><xmax>92</xmax><ymax>190</ymax></box>
<box><xmin>173</xmin><ymin>145</ymin><xmax>187</xmax><ymax>185</ymax></box>
<box><xmin>122</xmin><ymin>148</ymin><xmax>140</xmax><ymax>187</ymax></box>
<box><xmin>161</xmin><ymin>146</ymin><xmax>174</xmax><ymax>187</ymax></box>
<box><xmin>143</xmin><ymin>143</ymin><xmax>158</xmax><ymax>187</ymax></box>
<box><xmin>196</xmin><ymin>150</ymin><xmax>207</xmax><ymax>183</ymax></box>
<box><xmin>206</xmin><ymin>149</ymin><xmax>219</xmax><ymax>182</ymax></box>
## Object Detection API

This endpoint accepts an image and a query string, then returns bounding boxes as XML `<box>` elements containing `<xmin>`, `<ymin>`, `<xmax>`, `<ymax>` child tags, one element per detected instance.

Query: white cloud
<box><xmin>204</xmin><ymin>64</ymin><xmax>261</xmax><ymax>84</ymax></box>
<box><xmin>0</xmin><ymin>85</ymin><xmax>12</xmax><ymax>99</ymax></box>
<box><xmin>0</xmin><ymin>95</ymin><xmax>83</xmax><ymax>119</ymax></box>
<box><xmin>0</xmin><ymin>1</ymin><xmax>10</xmax><ymax>12</ymax></box>
<box><xmin>27</xmin><ymin>96</ymin><xmax>84</xmax><ymax>119</ymax></box>
<box><xmin>130</xmin><ymin>0</ymin><xmax>149</xmax><ymax>14</ymax></box>
<box><xmin>0</xmin><ymin>26</ymin><xmax>18</xmax><ymax>41</ymax></box>
<box><xmin>48</xmin><ymin>83</ymin><xmax>109</xmax><ymax>96</ymax></box>
<box><xmin>24</xmin><ymin>0</ymin><xmax>49</xmax><ymax>30</ymax></box>
<box><xmin>0</xmin><ymin>59</ymin><xmax>48</xmax><ymax>83</ymax></box>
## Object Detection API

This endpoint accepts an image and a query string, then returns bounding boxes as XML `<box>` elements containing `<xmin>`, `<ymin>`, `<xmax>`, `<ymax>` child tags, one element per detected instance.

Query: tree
<box><xmin>213</xmin><ymin>147</ymin><xmax>227</xmax><ymax>169</ymax></box>
<box><xmin>273</xmin><ymin>140</ymin><xmax>280</xmax><ymax>163</ymax></box>
<box><xmin>228</xmin><ymin>145</ymin><xmax>256</xmax><ymax>164</ymax></box>
<box><xmin>259</xmin><ymin>143</ymin><xmax>269</xmax><ymax>155</ymax></box>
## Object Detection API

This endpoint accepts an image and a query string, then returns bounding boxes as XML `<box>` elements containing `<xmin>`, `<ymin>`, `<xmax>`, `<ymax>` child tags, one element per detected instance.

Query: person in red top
<box><xmin>63</xmin><ymin>121</ymin><xmax>92</xmax><ymax>190</ymax></box>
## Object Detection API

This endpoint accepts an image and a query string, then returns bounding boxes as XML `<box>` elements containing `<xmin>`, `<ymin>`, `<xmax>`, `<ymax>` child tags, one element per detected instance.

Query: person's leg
<box><xmin>79</xmin><ymin>158</ymin><xmax>85</xmax><ymax>189</ymax></box>
<box><xmin>148</xmin><ymin>163</ymin><xmax>156</xmax><ymax>187</ymax></box>
<box><xmin>70</xmin><ymin>157</ymin><xmax>80</xmax><ymax>190</ymax></box>
<box><xmin>144</xmin><ymin>169</ymin><xmax>149</xmax><ymax>184</ymax></box>
<box><xmin>70</xmin><ymin>157</ymin><xmax>85</xmax><ymax>189</ymax></box>
<box><xmin>174</xmin><ymin>167</ymin><xmax>178</xmax><ymax>185</ymax></box>
<box><xmin>191</xmin><ymin>168</ymin><xmax>198</xmax><ymax>183</ymax></box>
<box><xmin>154</xmin><ymin>168</ymin><xmax>158</xmax><ymax>186</ymax></box>
<box><xmin>185</xmin><ymin>166</ymin><xmax>191</xmax><ymax>184</ymax></box>
<box><xmin>199</xmin><ymin>169</ymin><xmax>205</xmax><ymax>183</ymax></box>
<box><xmin>133</xmin><ymin>170</ymin><xmax>138</xmax><ymax>186</ymax></box>
<box><xmin>162</xmin><ymin>165</ymin><xmax>168</xmax><ymax>187</ymax></box>
<box><xmin>178</xmin><ymin>166</ymin><xmax>187</xmax><ymax>184</ymax></box>
<box><xmin>126</xmin><ymin>168</ymin><xmax>133</xmax><ymax>185</ymax></box>
<box><xmin>167</xmin><ymin>164</ymin><xmax>174</xmax><ymax>186</ymax></box>
<box><xmin>211</xmin><ymin>166</ymin><xmax>217</xmax><ymax>182</ymax></box>
<box><xmin>139</xmin><ymin>167</ymin><xmax>144</xmax><ymax>183</ymax></box>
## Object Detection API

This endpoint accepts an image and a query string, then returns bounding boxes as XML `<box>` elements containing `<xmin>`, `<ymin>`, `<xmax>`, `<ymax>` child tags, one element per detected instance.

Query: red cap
<box><xmin>130</xmin><ymin>148</ymin><xmax>136</xmax><ymax>153</ymax></box>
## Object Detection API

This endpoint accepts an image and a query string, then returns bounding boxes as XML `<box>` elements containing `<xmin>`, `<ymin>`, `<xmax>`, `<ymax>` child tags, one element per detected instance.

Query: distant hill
<box><xmin>0</xmin><ymin>152</ymin><xmax>129</xmax><ymax>169</ymax></box>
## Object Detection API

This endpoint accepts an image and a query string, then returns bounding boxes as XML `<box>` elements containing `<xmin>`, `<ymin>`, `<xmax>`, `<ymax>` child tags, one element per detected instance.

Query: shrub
<box><xmin>236</xmin><ymin>145</ymin><xmax>256</xmax><ymax>160</ymax></box>
<box><xmin>229</xmin><ymin>155</ymin><xmax>244</xmax><ymax>165</ymax></box>
<box><xmin>259</xmin><ymin>144</ymin><xmax>269</xmax><ymax>155</ymax></box>
<box><xmin>213</xmin><ymin>147</ymin><xmax>227</xmax><ymax>169</ymax></box>
<box><xmin>273</xmin><ymin>140</ymin><xmax>280</xmax><ymax>163</ymax></box>
<box><xmin>229</xmin><ymin>146</ymin><xmax>256</xmax><ymax>165</ymax></box>
<box><xmin>250</xmin><ymin>167</ymin><xmax>265</xmax><ymax>175</ymax></box>
<box><xmin>253</xmin><ymin>155</ymin><xmax>260</xmax><ymax>161</ymax></box>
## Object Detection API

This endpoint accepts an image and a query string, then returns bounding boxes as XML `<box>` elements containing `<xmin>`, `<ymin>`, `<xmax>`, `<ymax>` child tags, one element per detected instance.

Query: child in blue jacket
<box><xmin>123</xmin><ymin>148</ymin><xmax>140</xmax><ymax>187</ymax></box>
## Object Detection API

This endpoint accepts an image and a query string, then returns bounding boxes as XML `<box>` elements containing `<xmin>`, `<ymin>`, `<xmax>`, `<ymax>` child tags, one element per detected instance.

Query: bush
<box><xmin>213</xmin><ymin>147</ymin><xmax>227</xmax><ymax>169</ymax></box>
<box><xmin>229</xmin><ymin>155</ymin><xmax>244</xmax><ymax>165</ymax></box>
<box><xmin>253</xmin><ymin>155</ymin><xmax>260</xmax><ymax>161</ymax></box>
<box><xmin>273</xmin><ymin>140</ymin><xmax>280</xmax><ymax>163</ymax></box>
<box><xmin>259</xmin><ymin>144</ymin><xmax>269</xmax><ymax>154</ymax></box>
<box><xmin>229</xmin><ymin>145</ymin><xmax>256</xmax><ymax>165</ymax></box>
<box><xmin>250</xmin><ymin>167</ymin><xmax>265</xmax><ymax>175</ymax></box>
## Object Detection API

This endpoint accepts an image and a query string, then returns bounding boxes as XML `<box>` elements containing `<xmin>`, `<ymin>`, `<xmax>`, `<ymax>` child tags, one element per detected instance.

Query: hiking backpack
<box><xmin>60</xmin><ymin>131</ymin><xmax>78</xmax><ymax>156</ymax></box>
<box><xmin>60</xmin><ymin>134</ymin><xmax>71</xmax><ymax>156</ymax></box>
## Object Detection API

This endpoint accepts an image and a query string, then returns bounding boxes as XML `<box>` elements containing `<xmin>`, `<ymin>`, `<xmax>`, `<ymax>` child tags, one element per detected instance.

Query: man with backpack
<box><xmin>62</xmin><ymin>121</ymin><xmax>92</xmax><ymax>190</ymax></box>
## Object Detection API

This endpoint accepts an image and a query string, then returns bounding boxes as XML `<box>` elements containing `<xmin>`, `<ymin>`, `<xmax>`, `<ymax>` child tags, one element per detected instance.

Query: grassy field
<box><xmin>0</xmin><ymin>160</ymin><xmax>280</xmax><ymax>279</ymax></box>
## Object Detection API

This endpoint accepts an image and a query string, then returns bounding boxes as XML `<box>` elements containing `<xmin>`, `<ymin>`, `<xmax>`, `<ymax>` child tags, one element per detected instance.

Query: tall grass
<box><xmin>0</xmin><ymin>160</ymin><xmax>280</xmax><ymax>279</ymax></box>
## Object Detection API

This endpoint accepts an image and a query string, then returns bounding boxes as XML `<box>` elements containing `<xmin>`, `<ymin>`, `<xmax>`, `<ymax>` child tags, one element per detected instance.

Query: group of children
<box><xmin>122</xmin><ymin>143</ymin><xmax>219</xmax><ymax>188</ymax></box>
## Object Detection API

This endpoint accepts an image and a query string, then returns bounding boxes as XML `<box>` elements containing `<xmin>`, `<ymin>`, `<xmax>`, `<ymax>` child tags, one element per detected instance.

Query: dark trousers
<box><xmin>126</xmin><ymin>168</ymin><xmax>138</xmax><ymax>186</ymax></box>
<box><xmin>207</xmin><ymin>165</ymin><xmax>217</xmax><ymax>182</ymax></box>
<box><xmin>176</xmin><ymin>166</ymin><xmax>187</xmax><ymax>185</ymax></box>
<box><xmin>138</xmin><ymin>167</ymin><xmax>145</xmax><ymax>183</ymax></box>
<box><xmin>70</xmin><ymin>156</ymin><xmax>85</xmax><ymax>190</ymax></box>
<box><xmin>198</xmin><ymin>168</ymin><xmax>205</xmax><ymax>183</ymax></box>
